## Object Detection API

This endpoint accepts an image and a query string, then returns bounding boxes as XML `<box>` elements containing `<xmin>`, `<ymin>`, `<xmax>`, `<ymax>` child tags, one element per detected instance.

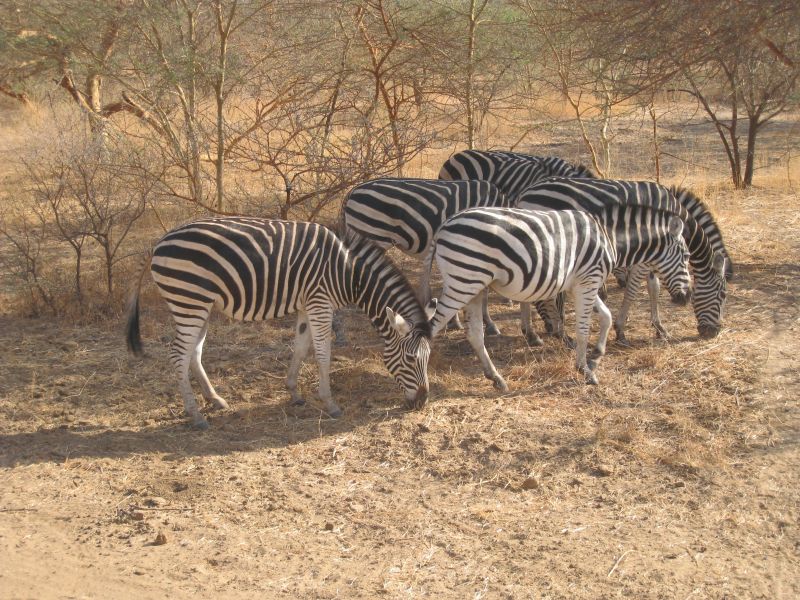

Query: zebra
<box><xmin>125</xmin><ymin>217</ymin><xmax>432</xmax><ymax>428</ymax></box>
<box><xmin>438</xmin><ymin>150</ymin><xmax>595</xmax><ymax>334</ymax></box>
<box><xmin>340</xmin><ymin>177</ymin><xmax>511</xmax><ymax>336</ymax></box>
<box><xmin>438</xmin><ymin>149</ymin><xmax>595</xmax><ymax>203</ymax></box>
<box><xmin>427</xmin><ymin>206</ymin><xmax>690</xmax><ymax>389</ymax></box>
<box><xmin>516</xmin><ymin>178</ymin><xmax>728</xmax><ymax>342</ymax></box>
<box><xmin>610</xmin><ymin>186</ymin><xmax>734</xmax><ymax>341</ymax></box>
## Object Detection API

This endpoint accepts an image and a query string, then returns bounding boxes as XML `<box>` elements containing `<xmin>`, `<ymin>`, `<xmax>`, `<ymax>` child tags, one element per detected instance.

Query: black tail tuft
<box><xmin>125</xmin><ymin>293</ymin><xmax>144</xmax><ymax>356</ymax></box>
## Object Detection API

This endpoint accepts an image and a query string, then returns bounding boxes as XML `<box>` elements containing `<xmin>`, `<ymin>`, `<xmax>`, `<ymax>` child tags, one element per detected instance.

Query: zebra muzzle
<box><xmin>406</xmin><ymin>386</ymin><xmax>429</xmax><ymax>410</ymax></box>
<box><xmin>670</xmin><ymin>289</ymin><xmax>691</xmax><ymax>306</ymax></box>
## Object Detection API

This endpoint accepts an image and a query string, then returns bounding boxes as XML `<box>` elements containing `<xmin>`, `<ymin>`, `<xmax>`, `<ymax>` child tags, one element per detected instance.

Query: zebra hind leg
<box><xmin>482</xmin><ymin>289</ymin><xmax>501</xmax><ymax>336</ymax></box>
<box><xmin>520</xmin><ymin>302</ymin><xmax>544</xmax><ymax>346</ymax></box>
<box><xmin>190</xmin><ymin>322</ymin><xmax>229</xmax><ymax>410</ymax></box>
<box><xmin>464</xmin><ymin>295</ymin><xmax>508</xmax><ymax>392</ymax></box>
<box><xmin>588</xmin><ymin>296</ymin><xmax>613</xmax><ymax>372</ymax></box>
<box><xmin>286</xmin><ymin>312</ymin><xmax>313</xmax><ymax>407</ymax></box>
<box><xmin>572</xmin><ymin>289</ymin><xmax>598</xmax><ymax>385</ymax></box>
<box><xmin>169</xmin><ymin>308</ymin><xmax>213</xmax><ymax>429</ymax></box>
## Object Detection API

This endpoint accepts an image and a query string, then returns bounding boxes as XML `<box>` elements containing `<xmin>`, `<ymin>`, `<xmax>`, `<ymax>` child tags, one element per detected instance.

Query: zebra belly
<box><xmin>490</xmin><ymin>271</ymin><xmax>574</xmax><ymax>303</ymax></box>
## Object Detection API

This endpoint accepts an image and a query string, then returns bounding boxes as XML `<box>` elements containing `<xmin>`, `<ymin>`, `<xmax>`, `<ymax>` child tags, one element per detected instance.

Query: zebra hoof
<box><xmin>333</xmin><ymin>337</ymin><xmax>349</xmax><ymax>348</ymax></box>
<box><xmin>525</xmin><ymin>332</ymin><xmax>545</xmax><ymax>347</ymax></box>
<box><xmin>208</xmin><ymin>396</ymin><xmax>229</xmax><ymax>410</ymax></box>
<box><xmin>584</xmin><ymin>372</ymin><xmax>599</xmax><ymax>385</ymax></box>
<box><xmin>492</xmin><ymin>378</ymin><xmax>509</xmax><ymax>393</ymax></box>
<box><xmin>562</xmin><ymin>335</ymin><xmax>576</xmax><ymax>350</ymax></box>
<box><xmin>446</xmin><ymin>320</ymin><xmax>464</xmax><ymax>331</ymax></box>
<box><xmin>587</xmin><ymin>357</ymin><xmax>599</xmax><ymax>371</ymax></box>
<box><xmin>485</xmin><ymin>323</ymin><xmax>501</xmax><ymax>336</ymax></box>
<box><xmin>327</xmin><ymin>406</ymin><xmax>343</xmax><ymax>419</ymax></box>
<box><xmin>290</xmin><ymin>397</ymin><xmax>306</xmax><ymax>407</ymax></box>
<box><xmin>191</xmin><ymin>418</ymin><xmax>210</xmax><ymax>430</ymax></box>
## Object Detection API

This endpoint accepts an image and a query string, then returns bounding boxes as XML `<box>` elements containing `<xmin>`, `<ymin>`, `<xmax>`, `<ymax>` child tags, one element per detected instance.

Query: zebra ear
<box><xmin>668</xmin><ymin>216</ymin><xmax>684</xmax><ymax>237</ymax></box>
<box><xmin>712</xmin><ymin>251</ymin><xmax>726</xmax><ymax>276</ymax></box>
<box><xmin>425</xmin><ymin>299</ymin><xmax>438</xmax><ymax>321</ymax></box>
<box><xmin>386</xmin><ymin>307</ymin><xmax>411</xmax><ymax>336</ymax></box>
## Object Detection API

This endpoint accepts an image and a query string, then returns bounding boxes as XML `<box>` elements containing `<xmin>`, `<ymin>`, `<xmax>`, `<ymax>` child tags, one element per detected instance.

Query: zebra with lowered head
<box><xmin>427</xmin><ymin>205</ymin><xmax>691</xmax><ymax>389</ymax></box>
<box><xmin>439</xmin><ymin>149</ymin><xmax>595</xmax><ymax>202</ymax></box>
<box><xmin>611</xmin><ymin>186</ymin><xmax>733</xmax><ymax>341</ymax></box>
<box><xmin>516</xmin><ymin>178</ymin><xmax>728</xmax><ymax>342</ymax></box>
<box><xmin>340</xmin><ymin>177</ymin><xmax>510</xmax><ymax>336</ymax></box>
<box><xmin>126</xmin><ymin>217</ymin><xmax>432</xmax><ymax>428</ymax></box>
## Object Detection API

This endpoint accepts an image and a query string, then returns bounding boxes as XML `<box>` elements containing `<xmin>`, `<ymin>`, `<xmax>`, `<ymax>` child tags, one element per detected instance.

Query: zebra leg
<box><xmin>613</xmin><ymin>265</ymin><xmax>648</xmax><ymax>345</ymax></box>
<box><xmin>613</xmin><ymin>266</ymin><xmax>628</xmax><ymax>289</ymax></box>
<box><xmin>520</xmin><ymin>302</ymin><xmax>545</xmax><ymax>346</ymax></box>
<box><xmin>332</xmin><ymin>310</ymin><xmax>348</xmax><ymax>347</ymax></box>
<box><xmin>447</xmin><ymin>312</ymin><xmax>465</xmax><ymax>331</ymax></box>
<box><xmin>286</xmin><ymin>313</ymin><xmax>313</xmax><ymax>407</ymax></box>
<box><xmin>572</xmin><ymin>290</ymin><xmax>598</xmax><ymax>385</ymax></box>
<box><xmin>190</xmin><ymin>322</ymin><xmax>229</xmax><ymax>410</ymax></box>
<box><xmin>169</xmin><ymin>309</ymin><xmax>212</xmax><ymax>429</ymax></box>
<box><xmin>588</xmin><ymin>296</ymin><xmax>613</xmax><ymax>372</ymax></box>
<box><xmin>307</xmin><ymin>306</ymin><xmax>343</xmax><ymax>418</ymax></box>
<box><xmin>647</xmin><ymin>272</ymin><xmax>670</xmax><ymax>340</ymax></box>
<box><xmin>539</xmin><ymin>296</ymin><xmax>574</xmax><ymax>349</ymax></box>
<box><xmin>483</xmin><ymin>289</ymin><xmax>501</xmax><ymax>336</ymax></box>
<box><xmin>464</xmin><ymin>295</ymin><xmax>508</xmax><ymax>392</ymax></box>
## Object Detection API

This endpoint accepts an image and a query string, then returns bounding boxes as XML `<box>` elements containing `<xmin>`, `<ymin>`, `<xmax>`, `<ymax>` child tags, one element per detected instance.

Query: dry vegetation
<box><xmin>1</xmin><ymin>96</ymin><xmax>799</xmax><ymax>598</ymax></box>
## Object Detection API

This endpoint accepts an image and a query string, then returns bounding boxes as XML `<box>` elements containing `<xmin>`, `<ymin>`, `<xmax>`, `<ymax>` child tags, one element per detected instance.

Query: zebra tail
<box><xmin>125</xmin><ymin>250</ymin><xmax>153</xmax><ymax>357</ymax></box>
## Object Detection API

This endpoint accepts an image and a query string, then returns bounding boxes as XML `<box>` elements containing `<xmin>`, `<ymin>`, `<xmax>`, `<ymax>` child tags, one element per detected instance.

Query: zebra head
<box><xmin>383</xmin><ymin>308</ymin><xmax>432</xmax><ymax>409</ymax></box>
<box><xmin>651</xmin><ymin>216</ymin><xmax>693</xmax><ymax>306</ymax></box>
<box><xmin>695</xmin><ymin>251</ymin><xmax>728</xmax><ymax>339</ymax></box>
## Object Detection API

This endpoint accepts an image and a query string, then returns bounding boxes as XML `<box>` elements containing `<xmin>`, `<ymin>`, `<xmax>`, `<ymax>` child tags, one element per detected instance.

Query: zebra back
<box><xmin>342</xmin><ymin>177</ymin><xmax>507</xmax><ymax>256</ymax></box>
<box><xmin>439</xmin><ymin>149</ymin><xmax>595</xmax><ymax>202</ymax></box>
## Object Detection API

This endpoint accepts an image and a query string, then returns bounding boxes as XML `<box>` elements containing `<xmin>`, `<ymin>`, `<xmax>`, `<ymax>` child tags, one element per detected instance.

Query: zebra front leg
<box><xmin>332</xmin><ymin>310</ymin><xmax>348</xmax><ymax>347</ymax></box>
<box><xmin>170</xmin><ymin>310</ymin><xmax>212</xmax><ymax>429</ymax></box>
<box><xmin>613</xmin><ymin>265</ymin><xmax>648</xmax><ymax>345</ymax></box>
<box><xmin>647</xmin><ymin>271</ymin><xmax>670</xmax><ymax>340</ymax></box>
<box><xmin>286</xmin><ymin>313</ymin><xmax>313</xmax><ymax>407</ymax></box>
<box><xmin>520</xmin><ymin>302</ymin><xmax>544</xmax><ymax>346</ymax></box>
<box><xmin>464</xmin><ymin>295</ymin><xmax>508</xmax><ymax>392</ymax></box>
<box><xmin>308</xmin><ymin>307</ymin><xmax>343</xmax><ymax>418</ymax></box>
<box><xmin>588</xmin><ymin>296</ymin><xmax>613</xmax><ymax>372</ymax></box>
<box><xmin>572</xmin><ymin>290</ymin><xmax>598</xmax><ymax>385</ymax></box>
<box><xmin>190</xmin><ymin>322</ymin><xmax>229</xmax><ymax>410</ymax></box>
<box><xmin>483</xmin><ymin>289</ymin><xmax>501</xmax><ymax>336</ymax></box>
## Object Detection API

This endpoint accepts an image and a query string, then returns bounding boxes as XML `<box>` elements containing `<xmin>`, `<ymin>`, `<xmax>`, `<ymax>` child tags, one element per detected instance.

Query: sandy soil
<box><xmin>1</xmin><ymin>189</ymin><xmax>798</xmax><ymax>599</ymax></box>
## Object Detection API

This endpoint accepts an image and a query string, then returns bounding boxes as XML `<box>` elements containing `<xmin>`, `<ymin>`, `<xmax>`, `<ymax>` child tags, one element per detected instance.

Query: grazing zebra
<box><xmin>125</xmin><ymin>218</ymin><xmax>432</xmax><ymax>428</ymax></box>
<box><xmin>610</xmin><ymin>186</ymin><xmax>733</xmax><ymax>340</ymax></box>
<box><xmin>428</xmin><ymin>206</ymin><xmax>691</xmax><ymax>389</ymax></box>
<box><xmin>340</xmin><ymin>177</ymin><xmax>510</xmax><ymax>335</ymax></box>
<box><xmin>516</xmin><ymin>178</ymin><xmax>728</xmax><ymax>341</ymax></box>
<box><xmin>438</xmin><ymin>149</ymin><xmax>595</xmax><ymax>202</ymax></box>
<box><xmin>438</xmin><ymin>150</ymin><xmax>595</xmax><ymax>334</ymax></box>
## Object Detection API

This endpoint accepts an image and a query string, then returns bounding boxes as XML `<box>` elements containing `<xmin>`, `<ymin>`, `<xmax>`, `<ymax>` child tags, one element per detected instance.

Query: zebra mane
<box><xmin>571</xmin><ymin>163</ymin><xmax>596</xmax><ymax>178</ymax></box>
<box><xmin>342</xmin><ymin>231</ymin><xmax>432</xmax><ymax>338</ymax></box>
<box><xmin>669</xmin><ymin>186</ymin><xmax>732</xmax><ymax>278</ymax></box>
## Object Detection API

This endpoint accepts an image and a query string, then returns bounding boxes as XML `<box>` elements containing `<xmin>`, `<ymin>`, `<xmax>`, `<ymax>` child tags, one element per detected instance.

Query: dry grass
<box><xmin>1</xmin><ymin>101</ymin><xmax>799</xmax><ymax>599</ymax></box>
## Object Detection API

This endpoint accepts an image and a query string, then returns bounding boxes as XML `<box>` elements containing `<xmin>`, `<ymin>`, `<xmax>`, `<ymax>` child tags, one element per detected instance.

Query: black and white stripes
<box><xmin>427</xmin><ymin>205</ymin><xmax>690</xmax><ymax>388</ymax></box>
<box><xmin>516</xmin><ymin>178</ymin><xmax>727</xmax><ymax>339</ymax></box>
<box><xmin>439</xmin><ymin>150</ymin><xmax>595</xmax><ymax>202</ymax></box>
<box><xmin>126</xmin><ymin>218</ymin><xmax>431</xmax><ymax>428</ymax></box>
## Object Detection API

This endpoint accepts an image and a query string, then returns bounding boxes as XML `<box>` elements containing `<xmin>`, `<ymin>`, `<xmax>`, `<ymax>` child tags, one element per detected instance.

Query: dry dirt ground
<box><xmin>1</xmin><ymin>190</ymin><xmax>799</xmax><ymax>598</ymax></box>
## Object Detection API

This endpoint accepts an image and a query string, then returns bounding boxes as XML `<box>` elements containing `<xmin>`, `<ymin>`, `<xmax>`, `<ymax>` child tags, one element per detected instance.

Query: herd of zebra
<box><xmin>126</xmin><ymin>149</ymin><xmax>730</xmax><ymax>429</ymax></box>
